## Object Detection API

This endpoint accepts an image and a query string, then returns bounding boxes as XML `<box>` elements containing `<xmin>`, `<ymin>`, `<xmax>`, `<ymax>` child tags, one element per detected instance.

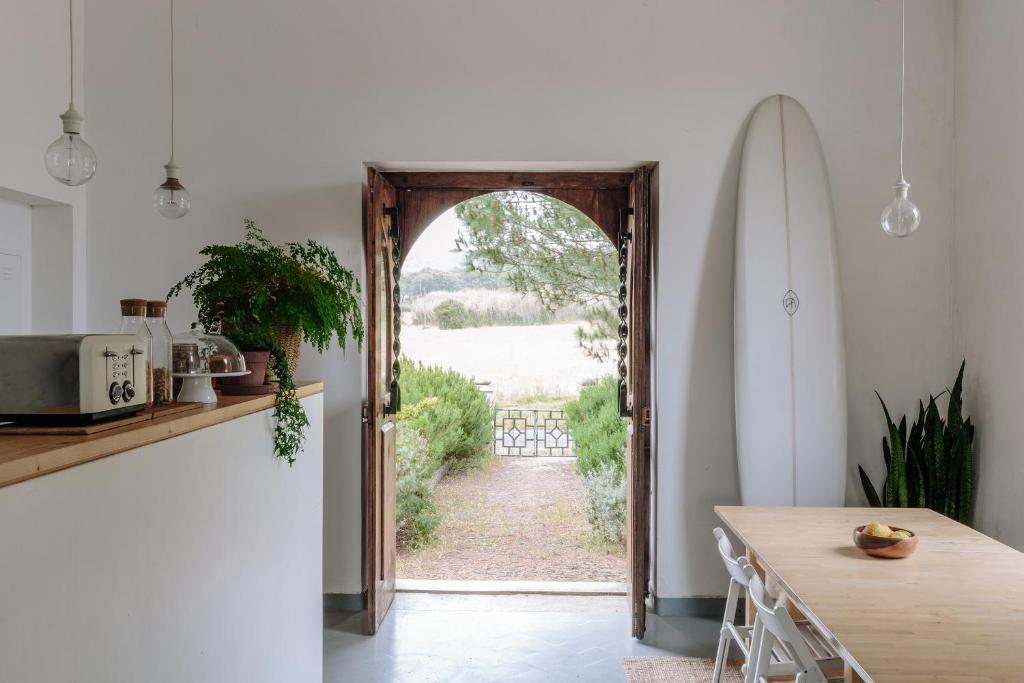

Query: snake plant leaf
<box><xmin>926</xmin><ymin>396</ymin><xmax>944</xmax><ymax>513</ymax></box>
<box><xmin>881</xmin><ymin>436</ymin><xmax>891</xmax><ymax>497</ymax></box>
<box><xmin>947</xmin><ymin>359</ymin><xmax>966</xmax><ymax>436</ymax></box>
<box><xmin>907</xmin><ymin>441</ymin><xmax>926</xmax><ymax>508</ymax></box>
<box><xmin>959</xmin><ymin>418</ymin><xmax>975</xmax><ymax>525</ymax></box>
<box><xmin>858</xmin><ymin>465</ymin><xmax>882</xmax><ymax>508</ymax></box>
<box><xmin>865</xmin><ymin>363</ymin><xmax>975</xmax><ymax>524</ymax></box>
<box><xmin>877</xmin><ymin>392</ymin><xmax>907</xmax><ymax>507</ymax></box>
<box><xmin>945</xmin><ymin>425</ymin><xmax>961</xmax><ymax>519</ymax></box>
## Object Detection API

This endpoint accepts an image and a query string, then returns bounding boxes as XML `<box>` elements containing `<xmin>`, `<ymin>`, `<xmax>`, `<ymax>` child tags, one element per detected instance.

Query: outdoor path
<box><xmin>397</xmin><ymin>456</ymin><xmax>626</xmax><ymax>582</ymax></box>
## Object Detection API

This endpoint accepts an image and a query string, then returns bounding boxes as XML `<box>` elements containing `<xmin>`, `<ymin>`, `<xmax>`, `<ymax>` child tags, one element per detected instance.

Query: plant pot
<box><xmin>221</xmin><ymin>351</ymin><xmax>270</xmax><ymax>389</ymax></box>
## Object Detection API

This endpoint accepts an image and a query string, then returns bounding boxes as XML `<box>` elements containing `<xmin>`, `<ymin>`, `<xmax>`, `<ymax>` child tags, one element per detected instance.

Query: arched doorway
<box><xmin>364</xmin><ymin>168</ymin><xmax>653</xmax><ymax>638</ymax></box>
<box><xmin>394</xmin><ymin>190</ymin><xmax>623</xmax><ymax>584</ymax></box>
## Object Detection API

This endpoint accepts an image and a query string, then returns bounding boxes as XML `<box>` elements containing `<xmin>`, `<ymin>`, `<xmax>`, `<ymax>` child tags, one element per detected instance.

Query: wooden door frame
<box><xmin>362</xmin><ymin>167</ymin><xmax>656</xmax><ymax>635</ymax></box>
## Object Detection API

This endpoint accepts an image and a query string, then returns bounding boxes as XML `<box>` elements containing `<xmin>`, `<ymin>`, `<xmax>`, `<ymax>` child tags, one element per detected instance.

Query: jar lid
<box><xmin>120</xmin><ymin>298</ymin><xmax>148</xmax><ymax>316</ymax></box>
<box><xmin>146</xmin><ymin>300</ymin><xmax>168</xmax><ymax>317</ymax></box>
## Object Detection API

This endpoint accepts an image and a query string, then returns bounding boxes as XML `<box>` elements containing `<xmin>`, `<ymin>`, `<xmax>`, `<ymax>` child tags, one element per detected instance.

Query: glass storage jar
<box><xmin>145</xmin><ymin>300</ymin><xmax>173</xmax><ymax>405</ymax></box>
<box><xmin>119</xmin><ymin>298</ymin><xmax>154</xmax><ymax>407</ymax></box>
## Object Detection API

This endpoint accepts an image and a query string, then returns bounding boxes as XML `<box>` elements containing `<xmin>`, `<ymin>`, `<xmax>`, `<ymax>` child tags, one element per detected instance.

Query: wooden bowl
<box><xmin>853</xmin><ymin>525</ymin><xmax>919</xmax><ymax>559</ymax></box>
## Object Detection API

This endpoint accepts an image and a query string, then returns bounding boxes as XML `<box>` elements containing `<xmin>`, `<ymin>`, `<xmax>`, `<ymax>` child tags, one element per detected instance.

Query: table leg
<box><xmin>843</xmin><ymin>662</ymin><xmax>866</xmax><ymax>682</ymax></box>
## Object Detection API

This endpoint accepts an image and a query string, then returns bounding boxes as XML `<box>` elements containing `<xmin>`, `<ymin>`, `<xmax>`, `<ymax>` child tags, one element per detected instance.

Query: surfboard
<box><xmin>734</xmin><ymin>95</ymin><xmax>846</xmax><ymax>506</ymax></box>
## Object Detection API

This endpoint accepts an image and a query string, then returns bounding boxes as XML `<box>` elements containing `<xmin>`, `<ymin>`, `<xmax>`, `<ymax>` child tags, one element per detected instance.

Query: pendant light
<box><xmin>880</xmin><ymin>0</ymin><xmax>920</xmax><ymax>237</ymax></box>
<box><xmin>153</xmin><ymin>0</ymin><xmax>190</xmax><ymax>219</ymax></box>
<box><xmin>44</xmin><ymin>0</ymin><xmax>97</xmax><ymax>186</ymax></box>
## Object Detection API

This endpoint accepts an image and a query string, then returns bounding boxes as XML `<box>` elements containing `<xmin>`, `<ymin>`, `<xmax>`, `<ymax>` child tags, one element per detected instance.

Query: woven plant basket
<box><xmin>272</xmin><ymin>324</ymin><xmax>303</xmax><ymax>376</ymax></box>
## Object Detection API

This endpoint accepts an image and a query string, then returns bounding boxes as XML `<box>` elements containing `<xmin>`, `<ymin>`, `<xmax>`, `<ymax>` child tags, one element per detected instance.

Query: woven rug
<box><xmin>622</xmin><ymin>656</ymin><xmax>744</xmax><ymax>683</ymax></box>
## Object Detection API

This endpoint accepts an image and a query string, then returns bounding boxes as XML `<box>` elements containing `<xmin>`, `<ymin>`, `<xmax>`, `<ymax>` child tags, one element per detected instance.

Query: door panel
<box><xmin>626</xmin><ymin>167</ymin><xmax>652</xmax><ymax>639</ymax></box>
<box><xmin>365</xmin><ymin>168</ymin><xmax>398</xmax><ymax>635</ymax></box>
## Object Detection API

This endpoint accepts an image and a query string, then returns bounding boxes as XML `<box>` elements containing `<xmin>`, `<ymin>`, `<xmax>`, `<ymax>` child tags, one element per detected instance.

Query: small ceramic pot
<box><xmin>221</xmin><ymin>351</ymin><xmax>270</xmax><ymax>388</ymax></box>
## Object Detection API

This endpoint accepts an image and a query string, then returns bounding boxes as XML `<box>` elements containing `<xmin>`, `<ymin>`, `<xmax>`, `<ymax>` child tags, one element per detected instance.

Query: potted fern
<box><xmin>859</xmin><ymin>361</ymin><xmax>976</xmax><ymax>524</ymax></box>
<box><xmin>168</xmin><ymin>219</ymin><xmax>364</xmax><ymax>464</ymax></box>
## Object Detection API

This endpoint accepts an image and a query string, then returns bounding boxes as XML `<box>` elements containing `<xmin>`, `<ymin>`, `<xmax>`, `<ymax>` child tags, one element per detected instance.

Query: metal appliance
<box><xmin>0</xmin><ymin>335</ymin><xmax>149</xmax><ymax>425</ymax></box>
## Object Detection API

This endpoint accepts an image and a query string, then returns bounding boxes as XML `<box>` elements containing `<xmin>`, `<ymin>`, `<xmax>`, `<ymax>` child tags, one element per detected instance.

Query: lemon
<box><xmin>863</xmin><ymin>522</ymin><xmax>893</xmax><ymax>537</ymax></box>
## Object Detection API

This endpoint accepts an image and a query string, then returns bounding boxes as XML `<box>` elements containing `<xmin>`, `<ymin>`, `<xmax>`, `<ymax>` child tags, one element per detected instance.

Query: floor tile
<box><xmin>325</xmin><ymin>593</ymin><xmax>719</xmax><ymax>682</ymax></box>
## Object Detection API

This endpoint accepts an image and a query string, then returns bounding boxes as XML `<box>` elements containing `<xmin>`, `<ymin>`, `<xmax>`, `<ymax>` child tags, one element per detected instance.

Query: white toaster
<box><xmin>0</xmin><ymin>335</ymin><xmax>149</xmax><ymax>425</ymax></box>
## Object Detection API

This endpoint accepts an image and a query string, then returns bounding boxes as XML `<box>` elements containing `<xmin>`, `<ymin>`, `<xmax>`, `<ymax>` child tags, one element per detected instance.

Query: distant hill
<box><xmin>402</xmin><ymin>267</ymin><xmax>507</xmax><ymax>299</ymax></box>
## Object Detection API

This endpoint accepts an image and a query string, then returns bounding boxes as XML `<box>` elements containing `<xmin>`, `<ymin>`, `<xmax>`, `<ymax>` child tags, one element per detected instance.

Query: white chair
<box><xmin>711</xmin><ymin>527</ymin><xmax>756</xmax><ymax>683</ymax></box>
<box><xmin>742</xmin><ymin>563</ymin><xmax>844</xmax><ymax>683</ymax></box>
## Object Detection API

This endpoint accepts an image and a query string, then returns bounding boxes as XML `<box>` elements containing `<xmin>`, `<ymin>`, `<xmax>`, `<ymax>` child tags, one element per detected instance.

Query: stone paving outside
<box><xmin>397</xmin><ymin>456</ymin><xmax>627</xmax><ymax>582</ymax></box>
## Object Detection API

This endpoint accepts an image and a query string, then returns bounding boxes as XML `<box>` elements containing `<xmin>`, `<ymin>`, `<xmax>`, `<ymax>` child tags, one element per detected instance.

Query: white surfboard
<box><xmin>734</xmin><ymin>95</ymin><xmax>846</xmax><ymax>506</ymax></box>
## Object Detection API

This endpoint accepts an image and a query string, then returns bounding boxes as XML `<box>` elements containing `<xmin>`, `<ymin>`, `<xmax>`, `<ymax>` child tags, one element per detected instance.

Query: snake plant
<box><xmin>859</xmin><ymin>360</ymin><xmax>976</xmax><ymax>525</ymax></box>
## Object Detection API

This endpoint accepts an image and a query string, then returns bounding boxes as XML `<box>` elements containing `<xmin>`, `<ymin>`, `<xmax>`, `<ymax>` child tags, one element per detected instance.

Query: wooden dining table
<box><xmin>714</xmin><ymin>506</ymin><xmax>1024</xmax><ymax>682</ymax></box>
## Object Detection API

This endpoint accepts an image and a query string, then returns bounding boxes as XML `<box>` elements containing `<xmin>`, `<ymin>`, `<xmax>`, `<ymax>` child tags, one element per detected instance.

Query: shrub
<box><xmin>565</xmin><ymin>375</ymin><xmax>626</xmax><ymax>478</ymax></box>
<box><xmin>400</xmin><ymin>358</ymin><xmax>495</xmax><ymax>467</ymax></box>
<box><xmin>395</xmin><ymin>408</ymin><xmax>441</xmax><ymax>549</ymax></box>
<box><xmin>434</xmin><ymin>299</ymin><xmax>473</xmax><ymax>329</ymax></box>
<box><xmin>582</xmin><ymin>463</ymin><xmax>627</xmax><ymax>544</ymax></box>
<box><xmin>396</xmin><ymin>473</ymin><xmax>440</xmax><ymax>549</ymax></box>
<box><xmin>397</xmin><ymin>420</ymin><xmax>434</xmax><ymax>479</ymax></box>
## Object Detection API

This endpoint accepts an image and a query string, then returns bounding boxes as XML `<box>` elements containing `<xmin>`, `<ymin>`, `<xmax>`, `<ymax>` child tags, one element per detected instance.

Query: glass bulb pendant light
<box><xmin>153</xmin><ymin>0</ymin><xmax>190</xmax><ymax>219</ymax></box>
<box><xmin>45</xmin><ymin>0</ymin><xmax>97</xmax><ymax>186</ymax></box>
<box><xmin>881</xmin><ymin>0</ymin><xmax>920</xmax><ymax>237</ymax></box>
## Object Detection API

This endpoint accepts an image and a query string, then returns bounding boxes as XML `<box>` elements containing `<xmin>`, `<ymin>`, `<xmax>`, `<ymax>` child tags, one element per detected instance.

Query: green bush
<box><xmin>397</xmin><ymin>420</ymin><xmax>434</xmax><ymax>479</ymax></box>
<box><xmin>400</xmin><ymin>358</ymin><xmax>495</xmax><ymax>468</ymax></box>
<box><xmin>395</xmin><ymin>421</ymin><xmax>439</xmax><ymax>549</ymax></box>
<box><xmin>396</xmin><ymin>472</ymin><xmax>440</xmax><ymax>550</ymax></box>
<box><xmin>434</xmin><ymin>299</ymin><xmax>473</xmax><ymax>329</ymax></box>
<box><xmin>565</xmin><ymin>375</ymin><xmax>626</xmax><ymax>478</ymax></box>
<box><xmin>582</xmin><ymin>463</ymin><xmax>627</xmax><ymax>544</ymax></box>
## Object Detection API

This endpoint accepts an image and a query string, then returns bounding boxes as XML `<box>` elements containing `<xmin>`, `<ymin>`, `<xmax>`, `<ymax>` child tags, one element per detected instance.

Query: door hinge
<box><xmin>641</xmin><ymin>407</ymin><xmax>651</xmax><ymax>427</ymax></box>
<box><xmin>361</xmin><ymin>402</ymin><xmax>369</xmax><ymax>424</ymax></box>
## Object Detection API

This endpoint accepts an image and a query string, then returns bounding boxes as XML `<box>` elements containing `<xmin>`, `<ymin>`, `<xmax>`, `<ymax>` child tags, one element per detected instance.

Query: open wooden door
<box><xmin>623</xmin><ymin>166</ymin><xmax>653</xmax><ymax>638</ymax></box>
<box><xmin>365</xmin><ymin>168</ymin><xmax>400</xmax><ymax>635</ymax></box>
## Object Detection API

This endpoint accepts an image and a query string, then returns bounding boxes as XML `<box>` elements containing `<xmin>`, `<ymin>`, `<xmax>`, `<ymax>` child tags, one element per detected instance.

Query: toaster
<box><xmin>0</xmin><ymin>335</ymin><xmax>149</xmax><ymax>425</ymax></box>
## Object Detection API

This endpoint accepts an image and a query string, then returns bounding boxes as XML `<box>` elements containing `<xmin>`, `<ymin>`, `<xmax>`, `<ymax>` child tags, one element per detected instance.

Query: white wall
<box><xmin>31</xmin><ymin>204</ymin><xmax>75</xmax><ymax>333</ymax></box>
<box><xmin>952</xmin><ymin>1</ymin><xmax>1024</xmax><ymax>551</ymax></box>
<box><xmin>0</xmin><ymin>395</ymin><xmax>324</xmax><ymax>682</ymax></box>
<box><xmin>0</xmin><ymin>0</ymin><xmax>89</xmax><ymax>332</ymax></box>
<box><xmin>0</xmin><ymin>198</ymin><xmax>32</xmax><ymax>333</ymax></box>
<box><xmin>79</xmin><ymin>0</ymin><xmax>957</xmax><ymax>598</ymax></box>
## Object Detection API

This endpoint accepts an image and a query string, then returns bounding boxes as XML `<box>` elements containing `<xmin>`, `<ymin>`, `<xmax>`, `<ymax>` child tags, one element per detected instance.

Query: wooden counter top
<box><xmin>0</xmin><ymin>382</ymin><xmax>324</xmax><ymax>489</ymax></box>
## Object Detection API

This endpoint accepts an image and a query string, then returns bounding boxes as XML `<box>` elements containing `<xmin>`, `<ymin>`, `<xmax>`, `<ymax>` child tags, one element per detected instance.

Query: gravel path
<box><xmin>397</xmin><ymin>456</ymin><xmax>626</xmax><ymax>582</ymax></box>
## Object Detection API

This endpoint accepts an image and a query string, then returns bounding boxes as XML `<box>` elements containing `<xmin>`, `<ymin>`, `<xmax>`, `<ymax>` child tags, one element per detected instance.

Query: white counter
<box><xmin>0</xmin><ymin>391</ymin><xmax>324</xmax><ymax>682</ymax></box>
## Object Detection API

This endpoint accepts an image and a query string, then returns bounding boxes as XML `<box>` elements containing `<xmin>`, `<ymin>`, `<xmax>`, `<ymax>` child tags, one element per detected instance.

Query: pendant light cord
<box><xmin>898</xmin><ymin>0</ymin><xmax>906</xmax><ymax>183</ymax></box>
<box><xmin>68</xmin><ymin>0</ymin><xmax>74</xmax><ymax>106</ymax></box>
<box><xmin>169</xmin><ymin>0</ymin><xmax>176</xmax><ymax>166</ymax></box>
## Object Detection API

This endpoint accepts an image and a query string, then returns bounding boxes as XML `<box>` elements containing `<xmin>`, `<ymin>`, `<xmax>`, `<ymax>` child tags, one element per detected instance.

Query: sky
<box><xmin>403</xmin><ymin>207</ymin><xmax>465</xmax><ymax>273</ymax></box>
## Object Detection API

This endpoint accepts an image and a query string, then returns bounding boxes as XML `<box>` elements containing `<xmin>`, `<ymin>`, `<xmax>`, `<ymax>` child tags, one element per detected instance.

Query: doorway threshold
<box><xmin>395</xmin><ymin>578</ymin><xmax>627</xmax><ymax>596</ymax></box>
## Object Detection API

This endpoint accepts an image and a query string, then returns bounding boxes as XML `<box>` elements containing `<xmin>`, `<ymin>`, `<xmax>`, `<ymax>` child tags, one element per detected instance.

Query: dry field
<box><xmin>403</xmin><ymin>322</ymin><xmax>615</xmax><ymax>402</ymax></box>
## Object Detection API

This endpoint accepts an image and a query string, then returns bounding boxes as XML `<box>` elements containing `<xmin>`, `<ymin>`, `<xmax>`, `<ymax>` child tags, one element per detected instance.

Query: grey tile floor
<box><xmin>324</xmin><ymin>593</ymin><xmax>720</xmax><ymax>683</ymax></box>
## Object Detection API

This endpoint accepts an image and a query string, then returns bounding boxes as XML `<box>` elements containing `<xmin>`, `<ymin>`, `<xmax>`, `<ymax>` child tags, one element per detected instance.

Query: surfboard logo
<box><xmin>783</xmin><ymin>289</ymin><xmax>799</xmax><ymax>316</ymax></box>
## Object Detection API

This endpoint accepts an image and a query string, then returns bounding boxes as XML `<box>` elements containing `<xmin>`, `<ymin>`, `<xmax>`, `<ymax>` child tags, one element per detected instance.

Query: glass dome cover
<box><xmin>172</xmin><ymin>323</ymin><xmax>247</xmax><ymax>375</ymax></box>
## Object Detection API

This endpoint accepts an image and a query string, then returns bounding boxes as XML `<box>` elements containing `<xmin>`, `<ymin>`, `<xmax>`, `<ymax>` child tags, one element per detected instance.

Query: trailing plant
<box><xmin>167</xmin><ymin>219</ymin><xmax>363</xmax><ymax>464</ymax></box>
<box><xmin>859</xmin><ymin>360</ymin><xmax>976</xmax><ymax>524</ymax></box>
